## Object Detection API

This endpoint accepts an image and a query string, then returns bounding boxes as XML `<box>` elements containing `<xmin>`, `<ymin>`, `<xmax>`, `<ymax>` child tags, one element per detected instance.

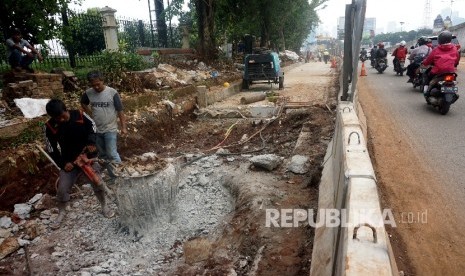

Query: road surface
<box><xmin>358</xmin><ymin>57</ymin><xmax>465</xmax><ymax>275</ymax></box>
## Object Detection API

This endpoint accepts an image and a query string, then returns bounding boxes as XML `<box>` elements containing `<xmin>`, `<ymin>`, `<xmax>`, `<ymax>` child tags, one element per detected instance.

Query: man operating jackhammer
<box><xmin>44</xmin><ymin>99</ymin><xmax>115</xmax><ymax>229</ymax></box>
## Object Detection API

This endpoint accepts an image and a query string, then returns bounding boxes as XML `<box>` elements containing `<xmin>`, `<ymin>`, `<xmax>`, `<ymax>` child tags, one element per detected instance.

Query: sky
<box><xmin>316</xmin><ymin>0</ymin><xmax>465</xmax><ymax>37</ymax></box>
<box><xmin>72</xmin><ymin>0</ymin><xmax>465</xmax><ymax>36</ymax></box>
<box><xmin>70</xmin><ymin>0</ymin><xmax>175</xmax><ymax>21</ymax></box>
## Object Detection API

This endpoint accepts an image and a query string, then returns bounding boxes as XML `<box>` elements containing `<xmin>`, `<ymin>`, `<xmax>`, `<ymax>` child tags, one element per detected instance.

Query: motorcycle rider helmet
<box><xmin>400</xmin><ymin>40</ymin><xmax>406</xmax><ymax>46</ymax></box>
<box><xmin>438</xmin><ymin>30</ymin><xmax>452</xmax><ymax>44</ymax></box>
<box><xmin>417</xmin><ymin>36</ymin><xmax>427</xmax><ymax>46</ymax></box>
<box><xmin>378</xmin><ymin>42</ymin><xmax>384</xmax><ymax>48</ymax></box>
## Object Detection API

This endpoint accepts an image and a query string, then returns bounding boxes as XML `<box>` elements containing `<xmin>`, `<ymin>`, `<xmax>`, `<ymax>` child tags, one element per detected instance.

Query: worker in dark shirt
<box><xmin>44</xmin><ymin>99</ymin><xmax>115</xmax><ymax>229</ymax></box>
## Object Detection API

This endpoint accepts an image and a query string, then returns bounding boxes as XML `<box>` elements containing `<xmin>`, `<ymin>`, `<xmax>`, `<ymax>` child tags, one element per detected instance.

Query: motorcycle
<box><xmin>412</xmin><ymin>67</ymin><xmax>426</xmax><ymax>90</ymax></box>
<box><xmin>394</xmin><ymin>58</ymin><xmax>406</xmax><ymax>76</ymax></box>
<box><xmin>370</xmin><ymin>55</ymin><xmax>376</xmax><ymax>67</ymax></box>
<box><xmin>375</xmin><ymin>57</ymin><xmax>388</xmax><ymax>73</ymax></box>
<box><xmin>424</xmin><ymin>72</ymin><xmax>459</xmax><ymax>115</ymax></box>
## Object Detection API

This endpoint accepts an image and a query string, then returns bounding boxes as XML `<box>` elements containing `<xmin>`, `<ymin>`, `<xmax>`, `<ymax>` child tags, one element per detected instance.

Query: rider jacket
<box><xmin>422</xmin><ymin>43</ymin><xmax>460</xmax><ymax>75</ymax></box>
<box><xmin>375</xmin><ymin>48</ymin><xmax>387</xmax><ymax>58</ymax></box>
<box><xmin>392</xmin><ymin>46</ymin><xmax>408</xmax><ymax>60</ymax></box>
<box><xmin>409</xmin><ymin>45</ymin><xmax>431</xmax><ymax>62</ymax></box>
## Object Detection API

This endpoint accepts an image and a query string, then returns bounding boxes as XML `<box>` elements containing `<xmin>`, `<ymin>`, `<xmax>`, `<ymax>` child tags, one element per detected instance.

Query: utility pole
<box><xmin>423</xmin><ymin>0</ymin><xmax>432</xmax><ymax>29</ymax></box>
<box><xmin>442</xmin><ymin>0</ymin><xmax>463</xmax><ymax>18</ymax></box>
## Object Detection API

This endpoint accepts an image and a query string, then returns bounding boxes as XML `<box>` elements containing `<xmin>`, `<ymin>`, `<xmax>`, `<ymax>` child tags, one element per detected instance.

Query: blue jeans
<box><xmin>96</xmin><ymin>132</ymin><xmax>121</xmax><ymax>178</ymax></box>
<box><xmin>8</xmin><ymin>49</ymin><xmax>34</xmax><ymax>69</ymax></box>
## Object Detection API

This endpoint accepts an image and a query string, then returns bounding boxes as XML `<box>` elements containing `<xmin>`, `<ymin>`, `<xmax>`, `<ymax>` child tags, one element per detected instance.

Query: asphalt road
<box><xmin>361</xmin><ymin>57</ymin><xmax>465</xmax><ymax>210</ymax></box>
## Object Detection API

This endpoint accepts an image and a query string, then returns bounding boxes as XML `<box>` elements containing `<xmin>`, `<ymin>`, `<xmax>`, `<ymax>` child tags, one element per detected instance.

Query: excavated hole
<box><xmin>114</xmin><ymin>157</ymin><xmax>236</xmax><ymax>246</ymax></box>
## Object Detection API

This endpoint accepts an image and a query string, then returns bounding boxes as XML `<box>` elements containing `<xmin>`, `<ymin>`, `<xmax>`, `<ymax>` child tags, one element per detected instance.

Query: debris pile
<box><xmin>1</xmin><ymin>73</ymin><xmax>63</xmax><ymax>106</ymax></box>
<box><xmin>279</xmin><ymin>50</ymin><xmax>300</xmax><ymax>62</ymax></box>
<box><xmin>139</xmin><ymin>62</ymin><xmax>241</xmax><ymax>90</ymax></box>
<box><xmin>0</xmin><ymin>153</ymin><xmax>235</xmax><ymax>275</ymax></box>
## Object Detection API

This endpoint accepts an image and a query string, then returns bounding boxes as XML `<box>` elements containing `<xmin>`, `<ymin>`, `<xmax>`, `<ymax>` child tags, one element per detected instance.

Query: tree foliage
<box><xmin>214</xmin><ymin>0</ymin><xmax>324</xmax><ymax>52</ymax></box>
<box><xmin>371</xmin><ymin>29</ymin><xmax>433</xmax><ymax>46</ymax></box>
<box><xmin>61</xmin><ymin>8</ymin><xmax>105</xmax><ymax>56</ymax></box>
<box><xmin>186</xmin><ymin>0</ymin><xmax>326</xmax><ymax>60</ymax></box>
<box><xmin>0</xmin><ymin>0</ymin><xmax>78</xmax><ymax>43</ymax></box>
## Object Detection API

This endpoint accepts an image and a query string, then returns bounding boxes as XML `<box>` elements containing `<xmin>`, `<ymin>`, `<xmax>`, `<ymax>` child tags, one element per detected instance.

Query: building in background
<box><xmin>337</xmin><ymin>16</ymin><xmax>345</xmax><ymax>39</ymax></box>
<box><xmin>363</xmin><ymin>18</ymin><xmax>376</xmax><ymax>37</ymax></box>
<box><xmin>337</xmin><ymin>17</ymin><xmax>376</xmax><ymax>39</ymax></box>
<box><xmin>433</xmin><ymin>14</ymin><xmax>444</xmax><ymax>33</ymax></box>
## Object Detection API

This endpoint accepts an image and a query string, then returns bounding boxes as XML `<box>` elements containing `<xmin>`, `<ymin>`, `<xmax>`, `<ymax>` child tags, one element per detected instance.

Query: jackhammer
<box><xmin>73</xmin><ymin>148</ymin><xmax>115</xmax><ymax>200</ymax></box>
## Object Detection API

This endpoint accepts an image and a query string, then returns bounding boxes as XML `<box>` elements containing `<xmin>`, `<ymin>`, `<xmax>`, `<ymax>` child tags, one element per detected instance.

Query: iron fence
<box><xmin>1</xmin><ymin>7</ymin><xmax>183</xmax><ymax>72</ymax></box>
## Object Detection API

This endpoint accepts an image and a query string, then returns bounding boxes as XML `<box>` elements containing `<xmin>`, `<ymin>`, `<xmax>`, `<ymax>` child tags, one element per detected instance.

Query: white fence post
<box><xmin>100</xmin><ymin>6</ymin><xmax>119</xmax><ymax>51</ymax></box>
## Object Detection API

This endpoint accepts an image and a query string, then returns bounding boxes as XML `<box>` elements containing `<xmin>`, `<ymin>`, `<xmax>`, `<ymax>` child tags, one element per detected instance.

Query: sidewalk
<box><xmin>209</xmin><ymin>61</ymin><xmax>336</xmax><ymax>109</ymax></box>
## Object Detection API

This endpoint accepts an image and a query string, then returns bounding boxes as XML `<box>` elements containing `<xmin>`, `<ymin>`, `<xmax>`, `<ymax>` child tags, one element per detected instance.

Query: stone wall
<box><xmin>1</xmin><ymin>73</ymin><xmax>63</xmax><ymax>106</ymax></box>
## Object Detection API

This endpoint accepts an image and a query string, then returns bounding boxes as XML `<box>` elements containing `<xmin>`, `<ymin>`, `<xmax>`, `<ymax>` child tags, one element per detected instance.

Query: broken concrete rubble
<box><xmin>0</xmin><ymin>237</ymin><xmax>19</xmax><ymax>260</ymax></box>
<box><xmin>249</xmin><ymin>154</ymin><xmax>282</xmax><ymax>171</ymax></box>
<box><xmin>287</xmin><ymin>155</ymin><xmax>310</xmax><ymax>174</ymax></box>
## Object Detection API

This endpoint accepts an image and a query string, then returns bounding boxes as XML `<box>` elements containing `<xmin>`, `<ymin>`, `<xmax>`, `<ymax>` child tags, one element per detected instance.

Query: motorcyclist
<box><xmin>392</xmin><ymin>40</ymin><xmax>408</xmax><ymax>71</ymax></box>
<box><xmin>421</xmin><ymin>30</ymin><xmax>460</xmax><ymax>94</ymax></box>
<box><xmin>369</xmin><ymin>45</ymin><xmax>377</xmax><ymax>66</ymax></box>
<box><xmin>360</xmin><ymin>47</ymin><xmax>368</xmax><ymax>61</ymax></box>
<box><xmin>406</xmin><ymin>37</ymin><xmax>431</xmax><ymax>82</ymax></box>
<box><xmin>374</xmin><ymin>42</ymin><xmax>387</xmax><ymax>62</ymax></box>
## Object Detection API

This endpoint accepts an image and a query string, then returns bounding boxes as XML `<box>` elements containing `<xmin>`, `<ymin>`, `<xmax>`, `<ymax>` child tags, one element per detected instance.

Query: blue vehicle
<box><xmin>242</xmin><ymin>52</ymin><xmax>284</xmax><ymax>90</ymax></box>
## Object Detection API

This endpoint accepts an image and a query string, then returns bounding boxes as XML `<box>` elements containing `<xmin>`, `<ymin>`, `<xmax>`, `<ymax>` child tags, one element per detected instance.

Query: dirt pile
<box><xmin>0</xmin><ymin>60</ymin><xmax>339</xmax><ymax>275</ymax></box>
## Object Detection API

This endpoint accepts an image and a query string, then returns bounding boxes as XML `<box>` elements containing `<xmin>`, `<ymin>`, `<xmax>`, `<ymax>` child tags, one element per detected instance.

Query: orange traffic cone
<box><xmin>330</xmin><ymin>58</ymin><xmax>337</xmax><ymax>68</ymax></box>
<box><xmin>360</xmin><ymin>62</ymin><xmax>367</xmax><ymax>76</ymax></box>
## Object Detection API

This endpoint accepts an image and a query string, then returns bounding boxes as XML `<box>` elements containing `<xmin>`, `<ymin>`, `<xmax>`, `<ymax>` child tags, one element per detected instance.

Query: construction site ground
<box><xmin>0</xmin><ymin>61</ymin><xmax>338</xmax><ymax>275</ymax></box>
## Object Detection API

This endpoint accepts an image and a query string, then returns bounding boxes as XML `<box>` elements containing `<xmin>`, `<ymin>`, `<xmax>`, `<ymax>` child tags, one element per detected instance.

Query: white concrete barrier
<box><xmin>310</xmin><ymin>101</ymin><xmax>398</xmax><ymax>275</ymax></box>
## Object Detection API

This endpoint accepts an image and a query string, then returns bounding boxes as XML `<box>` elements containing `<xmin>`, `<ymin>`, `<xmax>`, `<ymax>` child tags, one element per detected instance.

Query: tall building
<box><xmin>337</xmin><ymin>17</ymin><xmax>376</xmax><ymax>38</ymax></box>
<box><xmin>433</xmin><ymin>14</ymin><xmax>444</xmax><ymax>33</ymax></box>
<box><xmin>337</xmin><ymin>17</ymin><xmax>345</xmax><ymax>39</ymax></box>
<box><xmin>444</xmin><ymin>16</ymin><xmax>452</xmax><ymax>29</ymax></box>
<box><xmin>364</xmin><ymin>18</ymin><xmax>376</xmax><ymax>37</ymax></box>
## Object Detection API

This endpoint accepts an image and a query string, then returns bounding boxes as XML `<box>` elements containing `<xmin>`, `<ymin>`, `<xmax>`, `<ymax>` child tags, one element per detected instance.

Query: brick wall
<box><xmin>1</xmin><ymin>73</ymin><xmax>63</xmax><ymax>105</ymax></box>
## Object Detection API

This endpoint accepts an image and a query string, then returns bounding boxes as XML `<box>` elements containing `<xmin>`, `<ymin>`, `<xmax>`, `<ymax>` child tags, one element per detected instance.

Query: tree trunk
<box><xmin>259</xmin><ymin>3</ymin><xmax>270</xmax><ymax>47</ymax></box>
<box><xmin>155</xmin><ymin>0</ymin><xmax>168</xmax><ymax>48</ymax></box>
<box><xmin>195</xmin><ymin>0</ymin><xmax>216</xmax><ymax>61</ymax></box>
<box><xmin>61</xmin><ymin>5</ymin><xmax>76</xmax><ymax>68</ymax></box>
<box><xmin>279</xmin><ymin>28</ymin><xmax>286</xmax><ymax>51</ymax></box>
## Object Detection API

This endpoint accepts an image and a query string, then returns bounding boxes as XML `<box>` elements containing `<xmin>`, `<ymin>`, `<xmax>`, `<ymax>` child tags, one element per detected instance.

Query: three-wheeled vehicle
<box><xmin>242</xmin><ymin>51</ymin><xmax>284</xmax><ymax>90</ymax></box>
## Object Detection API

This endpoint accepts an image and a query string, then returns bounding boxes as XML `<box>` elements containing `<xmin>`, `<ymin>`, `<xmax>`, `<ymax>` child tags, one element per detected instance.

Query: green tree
<box><xmin>0</xmin><ymin>0</ymin><xmax>77</xmax><ymax>43</ymax></box>
<box><xmin>214</xmin><ymin>0</ymin><xmax>325</xmax><ymax>52</ymax></box>
<box><xmin>61</xmin><ymin>8</ymin><xmax>105</xmax><ymax>56</ymax></box>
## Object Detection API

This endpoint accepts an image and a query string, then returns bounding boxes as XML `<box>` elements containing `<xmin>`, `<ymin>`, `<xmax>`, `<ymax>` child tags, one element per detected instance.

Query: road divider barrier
<box><xmin>310</xmin><ymin>101</ymin><xmax>398</xmax><ymax>275</ymax></box>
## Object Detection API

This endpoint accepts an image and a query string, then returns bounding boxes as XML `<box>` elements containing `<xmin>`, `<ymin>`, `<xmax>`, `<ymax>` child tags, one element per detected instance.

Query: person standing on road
<box><xmin>323</xmin><ymin>49</ymin><xmax>330</xmax><ymax>64</ymax></box>
<box><xmin>45</xmin><ymin>99</ymin><xmax>115</xmax><ymax>229</ymax></box>
<box><xmin>81</xmin><ymin>71</ymin><xmax>127</xmax><ymax>182</ymax></box>
<box><xmin>5</xmin><ymin>28</ymin><xmax>43</xmax><ymax>72</ymax></box>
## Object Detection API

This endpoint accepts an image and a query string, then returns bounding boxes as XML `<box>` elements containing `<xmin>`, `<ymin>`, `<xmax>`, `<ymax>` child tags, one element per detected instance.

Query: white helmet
<box><xmin>400</xmin><ymin>40</ymin><xmax>406</xmax><ymax>46</ymax></box>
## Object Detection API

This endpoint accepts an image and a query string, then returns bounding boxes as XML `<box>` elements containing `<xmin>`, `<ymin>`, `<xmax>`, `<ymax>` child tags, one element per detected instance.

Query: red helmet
<box><xmin>377</xmin><ymin>42</ymin><xmax>384</xmax><ymax>48</ymax></box>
